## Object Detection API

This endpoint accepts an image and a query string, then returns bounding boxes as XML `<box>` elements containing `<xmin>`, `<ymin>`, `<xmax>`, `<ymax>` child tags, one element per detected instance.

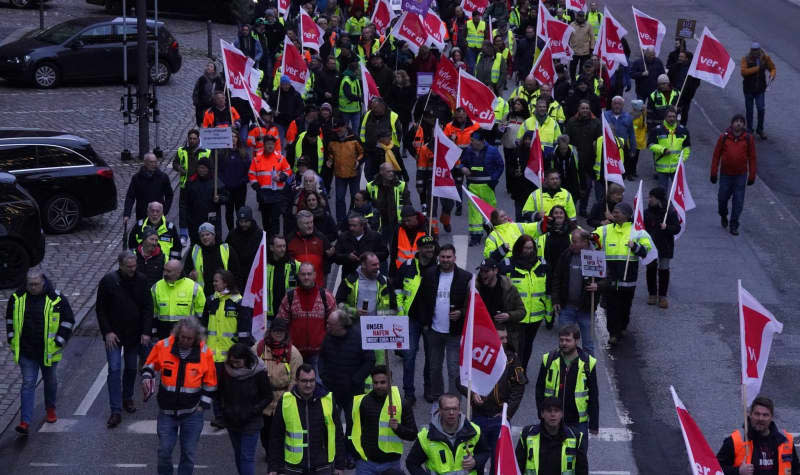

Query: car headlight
<box><xmin>9</xmin><ymin>55</ymin><xmax>30</xmax><ymax>64</ymax></box>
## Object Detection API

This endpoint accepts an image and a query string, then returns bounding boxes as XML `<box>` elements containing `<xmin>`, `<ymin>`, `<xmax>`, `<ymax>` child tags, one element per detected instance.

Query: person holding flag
<box><xmin>515</xmin><ymin>396</ymin><xmax>588</xmax><ymax>474</ymax></box>
<box><xmin>716</xmin><ymin>396</ymin><xmax>800</xmax><ymax>474</ymax></box>
<box><xmin>648</xmin><ymin>106</ymin><xmax>691</xmax><ymax>191</ymax></box>
<box><xmin>263</xmin><ymin>234</ymin><xmax>299</xmax><ymax>322</ymax></box>
<box><xmin>459</xmin><ymin>130</ymin><xmax>505</xmax><ymax>246</ymax></box>
<box><xmin>591</xmin><ymin>202</ymin><xmax>653</xmax><ymax>345</ymax></box>
<box><xmin>643</xmin><ymin>187</ymin><xmax>680</xmax><ymax>309</ymax></box>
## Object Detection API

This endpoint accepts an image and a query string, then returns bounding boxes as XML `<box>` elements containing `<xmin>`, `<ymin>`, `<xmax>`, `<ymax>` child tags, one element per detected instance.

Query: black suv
<box><xmin>0</xmin><ymin>16</ymin><xmax>181</xmax><ymax>88</ymax></box>
<box><xmin>0</xmin><ymin>129</ymin><xmax>118</xmax><ymax>233</ymax></box>
<box><xmin>0</xmin><ymin>171</ymin><xmax>45</xmax><ymax>289</ymax></box>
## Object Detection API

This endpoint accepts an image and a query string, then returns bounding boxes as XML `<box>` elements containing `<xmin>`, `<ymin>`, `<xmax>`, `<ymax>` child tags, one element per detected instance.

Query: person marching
<box><xmin>643</xmin><ymin>187</ymin><xmax>680</xmax><ymax>309</ymax></box>
<box><xmin>521</xmin><ymin>169</ymin><xmax>578</xmax><ymax>224</ymax></box>
<box><xmin>483</xmin><ymin>208</ymin><xmax>539</xmax><ymax>261</ymax></box>
<box><xmin>350</xmin><ymin>365</ymin><xmax>418</xmax><ymax>474</ymax></box>
<box><xmin>151</xmin><ymin>259</ymin><xmax>206</xmax><ymax>340</ymax></box>
<box><xmin>515</xmin><ymin>397</ymin><xmax>589</xmax><ymax>475</ymax></box>
<box><xmin>459</xmin><ymin>130</ymin><xmax>505</xmax><ymax>246</ymax></box>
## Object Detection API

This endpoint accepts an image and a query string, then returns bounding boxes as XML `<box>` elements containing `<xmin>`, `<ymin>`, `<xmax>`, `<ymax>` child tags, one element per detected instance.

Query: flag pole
<box><xmin>263</xmin><ymin>231</ymin><xmax>269</xmax><ymax>335</ymax></box>
<box><xmin>590</xmin><ymin>277</ymin><xmax>596</xmax><ymax>347</ymax></box>
<box><xmin>676</xmin><ymin>73</ymin><xmax>690</xmax><ymax>110</ymax></box>
<box><xmin>662</xmin><ymin>153</ymin><xmax>683</xmax><ymax>226</ymax></box>
<box><xmin>737</xmin><ymin>278</ymin><xmax>750</xmax><ymax>458</ymax></box>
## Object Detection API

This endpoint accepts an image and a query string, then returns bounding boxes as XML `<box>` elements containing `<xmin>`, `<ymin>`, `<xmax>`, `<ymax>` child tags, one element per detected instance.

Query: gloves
<box><xmin>710</xmin><ymin>176</ymin><xmax>717</xmax><ymax>184</ymax></box>
<box><xmin>747</xmin><ymin>178</ymin><xmax>755</xmax><ymax>186</ymax></box>
<box><xmin>251</xmin><ymin>182</ymin><xmax>259</xmax><ymax>191</ymax></box>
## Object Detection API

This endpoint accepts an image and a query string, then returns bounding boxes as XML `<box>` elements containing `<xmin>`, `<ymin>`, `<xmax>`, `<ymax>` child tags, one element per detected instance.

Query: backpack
<box><xmin>285</xmin><ymin>287</ymin><xmax>331</xmax><ymax>319</ymax></box>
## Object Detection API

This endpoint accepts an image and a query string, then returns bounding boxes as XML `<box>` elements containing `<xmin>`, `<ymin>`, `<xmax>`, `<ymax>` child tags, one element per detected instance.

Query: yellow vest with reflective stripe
<box><xmin>177</xmin><ymin>147</ymin><xmax>211</xmax><ymax>188</ymax></box>
<box><xmin>207</xmin><ymin>293</ymin><xmax>243</xmax><ymax>363</ymax></box>
<box><xmin>282</xmin><ymin>392</ymin><xmax>335</xmax><ymax>465</ymax></box>
<box><xmin>152</xmin><ymin>278</ymin><xmax>204</xmax><ymax>323</ymax></box>
<box><xmin>360</xmin><ymin>110</ymin><xmax>400</xmax><ymax>147</ymax></box>
<box><xmin>266</xmin><ymin>260</ymin><xmax>300</xmax><ymax>317</ymax></box>
<box><xmin>366</xmin><ymin>179</ymin><xmax>406</xmax><ymax>221</ymax></box>
<box><xmin>10</xmin><ymin>293</ymin><xmax>65</xmax><ymax>366</ymax></box>
<box><xmin>357</xmin><ymin>39</ymin><xmax>381</xmax><ymax>60</ymax></box>
<box><xmin>521</xmin><ymin>188</ymin><xmax>577</xmax><ymax>219</ymax></box>
<box><xmin>506</xmin><ymin>261</ymin><xmax>548</xmax><ymax>323</ymax></box>
<box><xmin>350</xmin><ymin>386</ymin><xmax>403</xmax><ymax>460</ymax></box>
<box><xmin>466</xmin><ymin>20</ymin><xmax>486</xmax><ymax>48</ymax></box>
<box><xmin>476</xmin><ymin>53</ymin><xmax>503</xmax><ymax>84</ymax></box>
<box><xmin>523</xmin><ymin>426</ymin><xmax>578</xmax><ymax>473</ymax></box>
<box><xmin>483</xmin><ymin>221</ymin><xmax>538</xmax><ymax>259</ymax></box>
<box><xmin>135</xmin><ymin>216</ymin><xmax>175</xmax><ymax>259</ymax></box>
<box><xmin>339</xmin><ymin>75</ymin><xmax>362</xmax><ymax>113</ymax></box>
<box><xmin>191</xmin><ymin>244</ymin><xmax>230</xmax><ymax>283</ymax></box>
<box><xmin>587</xmin><ymin>11</ymin><xmax>603</xmax><ymax>36</ymax></box>
<box><xmin>418</xmin><ymin>422</ymin><xmax>481</xmax><ymax>475</ymax></box>
<box><xmin>598</xmin><ymin>221</ymin><xmax>653</xmax><ymax>263</ymax></box>
<box><xmin>517</xmin><ymin>115</ymin><xmax>562</xmax><ymax>146</ymax></box>
<box><xmin>542</xmin><ymin>351</ymin><xmax>596</xmax><ymax>423</ymax></box>
<box><xmin>294</xmin><ymin>132</ymin><xmax>325</xmax><ymax>173</ymax></box>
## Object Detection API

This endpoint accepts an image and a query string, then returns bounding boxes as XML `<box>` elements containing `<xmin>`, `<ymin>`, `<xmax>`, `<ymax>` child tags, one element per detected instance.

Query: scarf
<box><xmin>265</xmin><ymin>334</ymin><xmax>291</xmax><ymax>363</ymax></box>
<box><xmin>379</xmin><ymin>142</ymin><xmax>401</xmax><ymax>172</ymax></box>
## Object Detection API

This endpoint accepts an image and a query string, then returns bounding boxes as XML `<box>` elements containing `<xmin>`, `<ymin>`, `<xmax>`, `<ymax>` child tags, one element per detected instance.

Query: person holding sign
<box><xmin>351</xmin><ymin>365</ymin><xmax>418</xmax><ymax>475</ymax></box>
<box><xmin>551</xmin><ymin>229</ymin><xmax>603</xmax><ymax>355</ymax></box>
<box><xmin>591</xmin><ymin>202</ymin><xmax>653</xmax><ymax>345</ymax></box>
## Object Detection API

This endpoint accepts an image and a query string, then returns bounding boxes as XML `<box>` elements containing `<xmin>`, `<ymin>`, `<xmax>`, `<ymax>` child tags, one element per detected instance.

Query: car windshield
<box><xmin>35</xmin><ymin>20</ymin><xmax>87</xmax><ymax>45</ymax></box>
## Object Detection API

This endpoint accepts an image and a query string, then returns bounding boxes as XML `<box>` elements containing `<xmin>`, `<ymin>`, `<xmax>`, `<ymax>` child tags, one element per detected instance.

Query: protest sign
<box><xmin>360</xmin><ymin>316</ymin><xmax>410</xmax><ymax>350</ymax></box>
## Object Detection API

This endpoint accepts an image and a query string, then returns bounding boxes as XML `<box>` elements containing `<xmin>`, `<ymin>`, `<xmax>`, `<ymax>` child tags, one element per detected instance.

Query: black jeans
<box><xmin>604</xmin><ymin>286</ymin><xmax>636</xmax><ymax>337</ymax></box>
<box><xmin>570</xmin><ymin>54</ymin><xmax>591</xmax><ymax>80</ymax></box>
<box><xmin>518</xmin><ymin>321</ymin><xmax>543</xmax><ymax>372</ymax></box>
<box><xmin>224</xmin><ymin>184</ymin><xmax>248</xmax><ymax>232</ymax></box>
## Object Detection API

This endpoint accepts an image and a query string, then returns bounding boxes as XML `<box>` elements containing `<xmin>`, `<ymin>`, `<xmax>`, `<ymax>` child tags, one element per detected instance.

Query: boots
<box><xmin>646</xmin><ymin>263</ymin><xmax>658</xmax><ymax>302</ymax></box>
<box><xmin>658</xmin><ymin>269</ymin><xmax>670</xmax><ymax>309</ymax></box>
<box><xmin>440</xmin><ymin>213</ymin><xmax>452</xmax><ymax>233</ymax></box>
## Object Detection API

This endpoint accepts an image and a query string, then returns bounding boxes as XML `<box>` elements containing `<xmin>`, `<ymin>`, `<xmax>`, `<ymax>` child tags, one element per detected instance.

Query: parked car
<box><xmin>87</xmin><ymin>0</ymin><xmax>257</xmax><ymax>24</ymax></box>
<box><xmin>0</xmin><ymin>129</ymin><xmax>118</xmax><ymax>234</ymax></box>
<box><xmin>0</xmin><ymin>16</ymin><xmax>181</xmax><ymax>88</ymax></box>
<box><xmin>0</xmin><ymin>171</ymin><xmax>45</xmax><ymax>289</ymax></box>
<box><xmin>4</xmin><ymin>0</ymin><xmax>52</xmax><ymax>9</ymax></box>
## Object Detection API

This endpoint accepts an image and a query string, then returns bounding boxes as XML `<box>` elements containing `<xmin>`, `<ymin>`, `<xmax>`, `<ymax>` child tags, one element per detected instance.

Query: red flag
<box><xmin>665</xmin><ymin>153</ymin><xmax>696</xmax><ymax>240</ymax></box>
<box><xmin>370</xmin><ymin>0</ymin><xmax>396</xmax><ymax>34</ymax></box>
<box><xmin>536</xmin><ymin>2</ymin><xmax>553</xmax><ymax>41</ymax></box>
<box><xmin>220</xmin><ymin>39</ymin><xmax>255</xmax><ymax>101</ymax></box>
<box><xmin>462</xmin><ymin>185</ymin><xmax>496</xmax><ymax>223</ymax></box>
<box><xmin>671</xmin><ymin>386</ymin><xmax>725</xmax><ymax>475</ymax></box>
<box><xmin>460</xmin><ymin>0</ymin><xmax>488</xmax><ymax>14</ymax></box>
<box><xmin>300</xmin><ymin>10</ymin><xmax>325</xmax><ymax>51</ymax></box>
<box><xmin>739</xmin><ymin>283</ymin><xmax>783</xmax><ymax>407</ymax></box>
<box><xmin>281</xmin><ymin>38</ymin><xmax>309</xmax><ymax>95</ymax></box>
<box><xmin>277</xmin><ymin>0</ymin><xmax>290</xmax><ymax>19</ymax></box>
<box><xmin>567</xmin><ymin>0</ymin><xmax>586</xmax><ymax>12</ymax></box>
<box><xmin>360</xmin><ymin>62</ymin><xmax>382</xmax><ymax>110</ymax></box>
<box><xmin>601</xmin><ymin>114</ymin><xmax>625</xmax><ymax>187</ymax></box>
<box><xmin>545</xmin><ymin>18</ymin><xmax>574</xmax><ymax>60</ymax></box>
<box><xmin>524</xmin><ymin>128</ymin><xmax>543</xmax><ymax>188</ymax></box>
<box><xmin>688</xmin><ymin>27</ymin><xmax>735</xmax><ymax>88</ymax></box>
<box><xmin>423</xmin><ymin>12</ymin><xmax>449</xmax><ymax>50</ymax></box>
<box><xmin>593</xmin><ymin>21</ymin><xmax>619</xmax><ymax>78</ymax></box>
<box><xmin>239</xmin><ymin>72</ymin><xmax>268</xmax><ymax>118</ymax></box>
<box><xmin>529</xmin><ymin>40</ymin><xmax>555</xmax><ymax>86</ymax></box>
<box><xmin>432</xmin><ymin>121</ymin><xmax>462</xmax><ymax>202</ymax></box>
<box><xmin>432</xmin><ymin>55</ymin><xmax>459</xmax><ymax>110</ymax></box>
<box><xmin>390</xmin><ymin>12</ymin><xmax>426</xmax><ymax>55</ymax></box>
<box><xmin>632</xmin><ymin>180</ymin><xmax>658</xmax><ymax>265</ymax></box>
<box><xmin>460</xmin><ymin>277</ymin><xmax>507</xmax><ymax>396</ymax></box>
<box><xmin>495</xmin><ymin>404</ymin><xmax>521</xmax><ymax>475</ymax></box>
<box><xmin>456</xmin><ymin>69</ymin><xmax>497</xmax><ymax>130</ymax></box>
<box><xmin>600</xmin><ymin>7</ymin><xmax>628</xmax><ymax>66</ymax></box>
<box><xmin>632</xmin><ymin>7</ymin><xmax>667</xmax><ymax>56</ymax></box>
<box><xmin>242</xmin><ymin>231</ymin><xmax>268</xmax><ymax>337</ymax></box>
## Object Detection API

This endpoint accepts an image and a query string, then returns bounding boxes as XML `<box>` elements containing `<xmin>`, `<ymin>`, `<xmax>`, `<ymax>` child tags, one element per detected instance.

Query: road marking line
<box><xmin>590</xmin><ymin>472</ymin><xmax>631</xmax><ymax>475</ymax></box>
<box><xmin>114</xmin><ymin>464</ymin><xmax>147</xmax><ymax>468</ymax></box>
<box><xmin>453</xmin><ymin>234</ymin><xmax>468</xmax><ymax>270</ymax></box>
<box><xmin>74</xmin><ymin>363</ymin><xmax>108</xmax><ymax>416</ymax></box>
<box><xmin>38</xmin><ymin>418</ymin><xmax>80</xmax><ymax>432</ymax></box>
<box><xmin>30</xmin><ymin>463</ymin><xmax>63</xmax><ymax>467</ymax></box>
<box><xmin>126</xmin><ymin>420</ymin><xmax>228</xmax><ymax>436</ymax></box>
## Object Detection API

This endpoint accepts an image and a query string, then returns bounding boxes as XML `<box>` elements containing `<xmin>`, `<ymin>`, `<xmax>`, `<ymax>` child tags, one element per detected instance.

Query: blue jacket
<box><xmin>459</xmin><ymin>142</ymin><xmax>505</xmax><ymax>189</ymax></box>
<box><xmin>603</xmin><ymin>110</ymin><xmax>637</xmax><ymax>154</ymax></box>
<box><xmin>219</xmin><ymin>149</ymin><xmax>251</xmax><ymax>189</ymax></box>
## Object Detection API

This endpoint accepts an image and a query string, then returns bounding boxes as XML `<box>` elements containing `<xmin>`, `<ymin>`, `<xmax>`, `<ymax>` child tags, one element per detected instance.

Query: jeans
<box><xmin>473</xmin><ymin>414</ymin><xmax>501</xmax><ymax>474</ymax></box>
<box><xmin>19</xmin><ymin>355</ymin><xmax>58</xmax><ymax>423</ymax></box>
<box><xmin>425</xmin><ymin>329</ymin><xmax>461</xmax><ymax>398</ymax></box>
<box><xmin>558</xmin><ymin>306</ymin><xmax>594</xmax><ymax>355</ymax></box>
<box><xmin>656</xmin><ymin>172</ymin><xmax>673</xmax><ymax>193</ymax></box>
<box><xmin>355</xmin><ymin>459</ymin><xmax>402</xmax><ymax>475</ymax></box>
<box><xmin>106</xmin><ymin>343</ymin><xmax>139</xmax><ymax>413</ymax></box>
<box><xmin>604</xmin><ymin>286</ymin><xmax>636</xmax><ymax>337</ymax></box>
<box><xmin>228</xmin><ymin>429</ymin><xmax>259</xmax><ymax>475</ymax></box>
<box><xmin>341</xmin><ymin>112</ymin><xmax>362</xmax><ymax>137</ymax></box>
<box><xmin>157</xmin><ymin>409</ymin><xmax>205</xmax><ymax>475</ymax></box>
<box><xmin>335</xmin><ymin>175</ymin><xmax>360</xmax><ymax>224</ymax></box>
<box><xmin>718</xmin><ymin>174</ymin><xmax>747</xmax><ymax>229</ymax></box>
<box><xmin>466</xmin><ymin>47</ymin><xmax>479</xmax><ymax>73</ymax></box>
<box><xmin>744</xmin><ymin>92</ymin><xmax>765</xmax><ymax>133</ymax></box>
<box><xmin>402</xmin><ymin>319</ymin><xmax>430</xmax><ymax>397</ymax></box>
<box><xmin>518</xmin><ymin>321</ymin><xmax>543</xmax><ymax>372</ymax></box>
<box><xmin>224</xmin><ymin>184</ymin><xmax>248</xmax><ymax>232</ymax></box>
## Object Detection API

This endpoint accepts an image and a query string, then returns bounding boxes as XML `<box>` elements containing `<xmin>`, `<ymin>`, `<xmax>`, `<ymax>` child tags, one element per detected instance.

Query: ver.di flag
<box><xmin>370</xmin><ymin>0</ymin><xmax>396</xmax><ymax>35</ymax></box>
<box><xmin>524</xmin><ymin>128</ymin><xmax>544</xmax><ymax>188</ymax></box>
<box><xmin>666</xmin><ymin>153</ymin><xmax>695</xmax><ymax>240</ymax></box>
<box><xmin>460</xmin><ymin>277</ymin><xmax>507</xmax><ymax>396</ymax></box>
<box><xmin>277</xmin><ymin>0</ymin><xmax>290</xmax><ymax>20</ymax></box>
<box><xmin>239</xmin><ymin>72</ymin><xmax>268</xmax><ymax>118</ymax></box>
<box><xmin>423</xmin><ymin>12</ymin><xmax>449</xmax><ymax>50</ymax></box>
<box><xmin>601</xmin><ymin>113</ymin><xmax>625</xmax><ymax>187</ymax></box>
<box><xmin>242</xmin><ymin>231</ymin><xmax>268</xmax><ymax>337</ymax></box>
<box><xmin>670</xmin><ymin>386</ymin><xmax>725</xmax><ymax>475</ymax></box>
<box><xmin>299</xmin><ymin>9</ymin><xmax>325</xmax><ymax>51</ymax></box>
<box><xmin>361</xmin><ymin>62</ymin><xmax>381</xmax><ymax>110</ymax></box>
<box><xmin>432</xmin><ymin>121</ymin><xmax>462</xmax><ymax>202</ymax></box>
<box><xmin>739</xmin><ymin>282</ymin><xmax>783</xmax><ymax>407</ymax></box>
<box><xmin>390</xmin><ymin>12</ymin><xmax>426</xmax><ymax>55</ymax></box>
<box><xmin>495</xmin><ymin>403</ymin><xmax>521</xmax><ymax>475</ymax></box>
<box><xmin>460</xmin><ymin>0</ymin><xmax>488</xmax><ymax>14</ymax></box>
<box><xmin>632</xmin><ymin>7</ymin><xmax>667</xmax><ymax>56</ymax></box>
<box><xmin>220</xmin><ymin>39</ymin><xmax>255</xmax><ymax>101</ymax></box>
<box><xmin>281</xmin><ymin>38</ymin><xmax>310</xmax><ymax>95</ymax></box>
<box><xmin>600</xmin><ymin>7</ymin><xmax>628</xmax><ymax>66</ymax></box>
<box><xmin>567</xmin><ymin>0</ymin><xmax>586</xmax><ymax>12</ymax></box>
<box><xmin>456</xmin><ymin>68</ymin><xmax>498</xmax><ymax>130</ymax></box>
<box><xmin>632</xmin><ymin>179</ymin><xmax>658</xmax><ymax>265</ymax></box>
<box><xmin>529</xmin><ymin>39</ymin><xmax>555</xmax><ymax>86</ymax></box>
<box><xmin>688</xmin><ymin>26</ymin><xmax>735</xmax><ymax>88</ymax></box>
<box><xmin>432</xmin><ymin>55</ymin><xmax>459</xmax><ymax>110</ymax></box>
<box><xmin>544</xmin><ymin>17</ymin><xmax>574</xmax><ymax>60</ymax></box>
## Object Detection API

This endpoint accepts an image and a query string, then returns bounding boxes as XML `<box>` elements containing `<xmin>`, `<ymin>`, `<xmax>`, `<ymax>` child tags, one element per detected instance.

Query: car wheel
<box><xmin>0</xmin><ymin>240</ymin><xmax>30</xmax><ymax>289</ymax></box>
<box><xmin>9</xmin><ymin>0</ymin><xmax>33</xmax><ymax>8</ymax></box>
<box><xmin>149</xmin><ymin>60</ymin><xmax>171</xmax><ymax>85</ymax></box>
<box><xmin>33</xmin><ymin>62</ymin><xmax>60</xmax><ymax>89</ymax></box>
<box><xmin>44</xmin><ymin>195</ymin><xmax>81</xmax><ymax>233</ymax></box>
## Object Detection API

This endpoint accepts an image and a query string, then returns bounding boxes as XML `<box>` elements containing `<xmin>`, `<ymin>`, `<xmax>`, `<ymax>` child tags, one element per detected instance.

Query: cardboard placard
<box><xmin>360</xmin><ymin>316</ymin><xmax>410</xmax><ymax>350</ymax></box>
<box><xmin>417</xmin><ymin>72</ymin><xmax>433</xmax><ymax>96</ymax></box>
<box><xmin>580</xmin><ymin>249</ymin><xmax>607</xmax><ymax>278</ymax></box>
<box><xmin>675</xmin><ymin>19</ymin><xmax>696</xmax><ymax>40</ymax></box>
<box><xmin>199</xmin><ymin>127</ymin><xmax>233</xmax><ymax>149</ymax></box>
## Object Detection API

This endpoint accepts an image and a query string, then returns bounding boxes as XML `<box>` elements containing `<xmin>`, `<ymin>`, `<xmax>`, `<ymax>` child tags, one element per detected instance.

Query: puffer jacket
<box><xmin>217</xmin><ymin>350</ymin><xmax>272</xmax><ymax>432</ymax></box>
<box><xmin>254</xmin><ymin>341</ymin><xmax>304</xmax><ymax>416</ymax></box>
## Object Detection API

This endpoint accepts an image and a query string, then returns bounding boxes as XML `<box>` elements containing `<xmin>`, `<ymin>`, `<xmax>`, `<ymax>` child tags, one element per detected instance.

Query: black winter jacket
<box><xmin>134</xmin><ymin>245</ymin><xmax>166</xmax><ymax>288</ymax></box>
<box><xmin>226</xmin><ymin>223</ymin><xmax>263</xmax><ymax>287</ymax></box>
<box><xmin>217</xmin><ymin>354</ymin><xmax>272</xmax><ymax>432</ymax></box>
<box><xmin>644</xmin><ymin>203</ymin><xmax>680</xmax><ymax>259</ymax></box>
<box><xmin>551</xmin><ymin>248</ymin><xmax>605</xmax><ymax>314</ymax></box>
<box><xmin>179</xmin><ymin>174</ymin><xmax>223</xmax><ymax>240</ymax></box>
<box><xmin>318</xmin><ymin>326</ymin><xmax>375</xmax><ymax>397</ymax></box>
<box><xmin>333</xmin><ymin>229</ymin><xmax>389</xmax><ymax>278</ymax></box>
<box><xmin>6</xmin><ymin>276</ymin><xmax>75</xmax><ymax>361</ymax></box>
<box><xmin>418</xmin><ymin>265</ymin><xmax>472</xmax><ymax>336</ymax></box>
<box><xmin>96</xmin><ymin>270</ymin><xmax>154</xmax><ymax>346</ymax></box>
<box><xmin>123</xmin><ymin>168</ymin><xmax>174</xmax><ymax>221</ymax></box>
<box><xmin>716</xmin><ymin>422</ymin><xmax>800</xmax><ymax>475</ymax></box>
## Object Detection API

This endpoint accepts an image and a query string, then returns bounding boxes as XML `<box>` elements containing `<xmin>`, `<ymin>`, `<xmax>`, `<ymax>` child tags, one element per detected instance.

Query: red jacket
<box><xmin>276</xmin><ymin>287</ymin><xmax>336</xmax><ymax>357</ymax></box>
<box><xmin>287</xmin><ymin>231</ymin><xmax>331</xmax><ymax>288</ymax></box>
<box><xmin>711</xmin><ymin>129</ymin><xmax>757</xmax><ymax>181</ymax></box>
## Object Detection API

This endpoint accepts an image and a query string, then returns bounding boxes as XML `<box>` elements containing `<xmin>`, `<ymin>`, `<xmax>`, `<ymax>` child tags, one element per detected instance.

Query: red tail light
<box><xmin>97</xmin><ymin>167</ymin><xmax>114</xmax><ymax>179</ymax></box>
<box><xmin>170</xmin><ymin>41</ymin><xmax>178</xmax><ymax>50</ymax></box>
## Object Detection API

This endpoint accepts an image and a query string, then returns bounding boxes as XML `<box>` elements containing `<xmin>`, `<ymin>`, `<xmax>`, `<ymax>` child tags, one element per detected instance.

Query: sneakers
<box><xmin>15</xmin><ymin>422</ymin><xmax>29</xmax><ymax>435</ymax></box>
<box><xmin>757</xmin><ymin>131</ymin><xmax>768</xmax><ymax>140</ymax></box>
<box><xmin>658</xmin><ymin>297</ymin><xmax>669</xmax><ymax>309</ymax></box>
<box><xmin>647</xmin><ymin>295</ymin><xmax>658</xmax><ymax>305</ymax></box>
<box><xmin>455</xmin><ymin>204</ymin><xmax>463</xmax><ymax>216</ymax></box>
<box><xmin>730</xmin><ymin>227</ymin><xmax>739</xmax><ymax>236</ymax></box>
<box><xmin>720</xmin><ymin>215</ymin><xmax>728</xmax><ymax>229</ymax></box>
<box><xmin>45</xmin><ymin>407</ymin><xmax>57</xmax><ymax>423</ymax></box>
<box><xmin>107</xmin><ymin>413</ymin><xmax>122</xmax><ymax>428</ymax></box>
<box><xmin>123</xmin><ymin>399</ymin><xmax>136</xmax><ymax>414</ymax></box>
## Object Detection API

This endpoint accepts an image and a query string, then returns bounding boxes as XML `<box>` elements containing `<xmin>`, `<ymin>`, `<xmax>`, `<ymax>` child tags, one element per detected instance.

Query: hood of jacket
<box><xmin>225</xmin><ymin>347</ymin><xmax>267</xmax><ymax>380</ymax></box>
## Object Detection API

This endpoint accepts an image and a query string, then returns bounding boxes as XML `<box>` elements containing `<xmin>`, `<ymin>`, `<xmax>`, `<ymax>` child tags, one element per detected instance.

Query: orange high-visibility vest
<box><xmin>731</xmin><ymin>429</ymin><xmax>794</xmax><ymax>474</ymax></box>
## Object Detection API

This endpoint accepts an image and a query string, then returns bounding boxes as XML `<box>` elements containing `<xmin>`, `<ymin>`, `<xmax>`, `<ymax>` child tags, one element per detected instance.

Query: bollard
<box><xmin>207</xmin><ymin>20</ymin><xmax>213</xmax><ymax>59</ymax></box>
<box><xmin>39</xmin><ymin>0</ymin><xmax>44</xmax><ymax>30</ymax></box>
